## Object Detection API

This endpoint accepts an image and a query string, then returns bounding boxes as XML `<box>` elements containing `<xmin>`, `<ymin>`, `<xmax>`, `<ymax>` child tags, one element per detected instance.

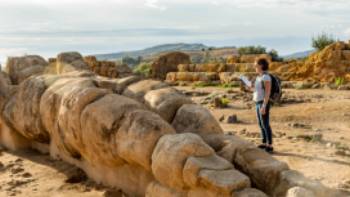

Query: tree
<box><xmin>203</xmin><ymin>50</ymin><xmax>211</xmax><ymax>63</ymax></box>
<box><xmin>133</xmin><ymin>63</ymin><xmax>151</xmax><ymax>77</ymax></box>
<box><xmin>191</xmin><ymin>55</ymin><xmax>203</xmax><ymax>64</ymax></box>
<box><xmin>122</xmin><ymin>56</ymin><xmax>142</xmax><ymax>67</ymax></box>
<box><xmin>312</xmin><ymin>33</ymin><xmax>335</xmax><ymax>51</ymax></box>
<box><xmin>268</xmin><ymin>49</ymin><xmax>283</xmax><ymax>62</ymax></box>
<box><xmin>238</xmin><ymin>45</ymin><xmax>266</xmax><ymax>56</ymax></box>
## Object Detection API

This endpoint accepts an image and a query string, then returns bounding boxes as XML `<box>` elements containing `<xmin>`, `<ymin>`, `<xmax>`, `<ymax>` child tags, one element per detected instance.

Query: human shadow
<box><xmin>0</xmin><ymin>148</ymin><xmax>119</xmax><ymax>194</ymax></box>
<box><xmin>273</xmin><ymin>151</ymin><xmax>350</xmax><ymax>166</ymax></box>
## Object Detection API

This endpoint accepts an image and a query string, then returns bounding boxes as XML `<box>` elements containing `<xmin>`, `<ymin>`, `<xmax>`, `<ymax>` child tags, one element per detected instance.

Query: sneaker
<box><xmin>265</xmin><ymin>146</ymin><xmax>274</xmax><ymax>153</ymax></box>
<box><xmin>258</xmin><ymin>144</ymin><xmax>266</xmax><ymax>149</ymax></box>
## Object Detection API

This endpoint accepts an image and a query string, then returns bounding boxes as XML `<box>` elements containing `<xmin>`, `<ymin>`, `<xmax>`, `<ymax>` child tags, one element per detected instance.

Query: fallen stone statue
<box><xmin>0</xmin><ymin>52</ymin><xmax>345</xmax><ymax>197</ymax></box>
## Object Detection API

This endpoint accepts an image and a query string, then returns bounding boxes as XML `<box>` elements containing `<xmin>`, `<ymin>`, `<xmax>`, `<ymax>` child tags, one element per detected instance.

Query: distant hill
<box><xmin>283</xmin><ymin>50</ymin><xmax>315</xmax><ymax>60</ymax></box>
<box><xmin>94</xmin><ymin>43</ymin><xmax>237</xmax><ymax>62</ymax></box>
<box><xmin>94</xmin><ymin>43</ymin><xmax>210</xmax><ymax>61</ymax></box>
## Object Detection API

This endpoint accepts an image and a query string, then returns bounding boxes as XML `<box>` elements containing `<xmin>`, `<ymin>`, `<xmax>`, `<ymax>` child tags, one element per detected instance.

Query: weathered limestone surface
<box><xmin>0</xmin><ymin>52</ymin><xmax>343</xmax><ymax>197</ymax></box>
<box><xmin>0</xmin><ymin>72</ymin><xmax>12</xmax><ymax>109</ymax></box>
<box><xmin>177</xmin><ymin>63</ymin><xmax>226</xmax><ymax>73</ymax></box>
<box><xmin>151</xmin><ymin>52</ymin><xmax>191</xmax><ymax>80</ymax></box>
<box><xmin>273</xmin><ymin>170</ymin><xmax>336</xmax><ymax>197</ymax></box>
<box><xmin>84</xmin><ymin>55</ymin><xmax>132</xmax><ymax>78</ymax></box>
<box><xmin>152</xmin><ymin>133</ymin><xmax>216</xmax><ymax>190</ymax></box>
<box><xmin>172</xmin><ymin>104</ymin><xmax>223</xmax><ymax>136</ymax></box>
<box><xmin>166</xmin><ymin>72</ymin><xmax>219</xmax><ymax>82</ymax></box>
<box><xmin>56</xmin><ymin>52</ymin><xmax>89</xmax><ymax>74</ymax></box>
<box><xmin>286</xmin><ymin>187</ymin><xmax>315</xmax><ymax>197</ymax></box>
<box><xmin>144</xmin><ymin>88</ymin><xmax>193</xmax><ymax>122</ymax></box>
<box><xmin>123</xmin><ymin>79</ymin><xmax>169</xmax><ymax>103</ymax></box>
<box><xmin>5</xmin><ymin>55</ymin><xmax>48</xmax><ymax>84</ymax></box>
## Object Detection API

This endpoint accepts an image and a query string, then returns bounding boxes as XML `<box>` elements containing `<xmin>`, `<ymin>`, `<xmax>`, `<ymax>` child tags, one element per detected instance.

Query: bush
<box><xmin>192</xmin><ymin>81</ymin><xmax>219</xmax><ymax>88</ymax></box>
<box><xmin>122</xmin><ymin>56</ymin><xmax>142</xmax><ymax>67</ymax></box>
<box><xmin>191</xmin><ymin>55</ymin><xmax>204</xmax><ymax>64</ymax></box>
<box><xmin>220</xmin><ymin>97</ymin><xmax>230</xmax><ymax>106</ymax></box>
<box><xmin>133</xmin><ymin>63</ymin><xmax>151</xmax><ymax>77</ymax></box>
<box><xmin>192</xmin><ymin>82</ymin><xmax>240</xmax><ymax>88</ymax></box>
<box><xmin>335</xmin><ymin>77</ymin><xmax>345</xmax><ymax>87</ymax></box>
<box><xmin>212</xmin><ymin>97</ymin><xmax>230</xmax><ymax>108</ymax></box>
<box><xmin>312</xmin><ymin>33</ymin><xmax>335</xmax><ymax>51</ymax></box>
<box><xmin>296</xmin><ymin>134</ymin><xmax>323</xmax><ymax>143</ymax></box>
<box><xmin>238</xmin><ymin>45</ymin><xmax>266</xmax><ymax>56</ymax></box>
<box><xmin>268</xmin><ymin>49</ymin><xmax>283</xmax><ymax>62</ymax></box>
<box><xmin>203</xmin><ymin>51</ymin><xmax>211</xmax><ymax>63</ymax></box>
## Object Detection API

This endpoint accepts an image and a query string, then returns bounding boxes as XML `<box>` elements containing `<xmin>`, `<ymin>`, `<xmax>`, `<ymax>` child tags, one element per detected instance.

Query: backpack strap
<box><xmin>261</xmin><ymin>72</ymin><xmax>269</xmax><ymax>90</ymax></box>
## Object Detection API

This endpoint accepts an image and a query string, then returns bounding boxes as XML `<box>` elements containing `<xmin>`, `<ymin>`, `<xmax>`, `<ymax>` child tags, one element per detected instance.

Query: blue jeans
<box><xmin>256</xmin><ymin>102</ymin><xmax>273</xmax><ymax>145</ymax></box>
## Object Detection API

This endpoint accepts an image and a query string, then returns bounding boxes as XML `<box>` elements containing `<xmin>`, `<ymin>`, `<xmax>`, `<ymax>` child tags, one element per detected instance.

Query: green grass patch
<box><xmin>219</xmin><ymin>83</ymin><xmax>240</xmax><ymax>88</ymax></box>
<box><xmin>220</xmin><ymin>97</ymin><xmax>230</xmax><ymax>106</ymax></box>
<box><xmin>192</xmin><ymin>81</ymin><xmax>219</xmax><ymax>88</ymax></box>
<box><xmin>192</xmin><ymin>81</ymin><xmax>240</xmax><ymax>89</ymax></box>
<box><xmin>133</xmin><ymin>63</ymin><xmax>151</xmax><ymax>77</ymax></box>
<box><xmin>335</xmin><ymin>77</ymin><xmax>345</xmax><ymax>87</ymax></box>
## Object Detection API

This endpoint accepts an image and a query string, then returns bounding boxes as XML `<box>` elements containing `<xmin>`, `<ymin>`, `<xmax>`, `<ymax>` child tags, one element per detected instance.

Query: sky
<box><xmin>0</xmin><ymin>0</ymin><xmax>350</xmax><ymax>63</ymax></box>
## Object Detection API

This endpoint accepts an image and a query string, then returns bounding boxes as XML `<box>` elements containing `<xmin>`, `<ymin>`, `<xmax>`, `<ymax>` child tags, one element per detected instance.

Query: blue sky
<box><xmin>0</xmin><ymin>0</ymin><xmax>350</xmax><ymax>62</ymax></box>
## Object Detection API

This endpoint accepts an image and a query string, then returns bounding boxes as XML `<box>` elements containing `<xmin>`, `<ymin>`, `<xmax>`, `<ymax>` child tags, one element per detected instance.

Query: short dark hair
<box><xmin>256</xmin><ymin>58</ymin><xmax>269</xmax><ymax>71</ymax></box>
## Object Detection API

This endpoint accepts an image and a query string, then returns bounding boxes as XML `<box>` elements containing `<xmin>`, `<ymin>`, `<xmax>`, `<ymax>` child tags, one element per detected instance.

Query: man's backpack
<box><xmin>262</xmin><ymin>73</ymin><xmax>282</xmax><ymax>104</ymax></box>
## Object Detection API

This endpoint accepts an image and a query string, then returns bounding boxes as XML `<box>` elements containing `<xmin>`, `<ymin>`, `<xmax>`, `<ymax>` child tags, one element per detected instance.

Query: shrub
<box><xmin>212</xmin><ymin>97</ymin><xmax>230</xmax><ymax>108</ymax></box>
<box><xmin>203</xmin><ymin>51</ymin><xmax>211</xmax><ymax>63</ymax></box>
<box><xmin>335</xmin><ymin>77</ymin><xmax>344</xmax><ymax>87</ymax></box>
<box><xmin>238</xmin><ymin>45</ymin><xmax>266</xmax><ymax>56</ymax></box>
<box><xmin>192</xmin><ymin>81</ymin><xmax>218</xmax><ymax>88</ymax></box>
<box><xmin>312</xmin><ymin>33</ymin><xmax>335</xmax><ymax>51</ymax></box>
<box><xmin>122</xmin><ymin>56</ymin><xmax>142</xmax><ymax>67</ymax></box>
<box><xmin>191</xmin><ymin>55</ymin><xmax>203</xmax><ymax>64</ymax></box>
<box><xmin>296</xmin><ymin>134</ymin><xmax>323</xmax><ymax>143</ymax></box>
<box><xmin>220</xmin><ymin>97</ymin><xmax>230</xmax><ymax>106</ymax></box>
<box><xmin>192</xmin><ymin>82</ymin><xmax>240</xmax><ymax>88</ymax></box>
<box><xmin>133</xmin><ymin>63</ymin><xmax>151</xmax><ymax>77</ymax></box>
<box><xmin>268</xmin><ymin>49</ymin><xmax>283</xmax><ymax>62</ymax></box>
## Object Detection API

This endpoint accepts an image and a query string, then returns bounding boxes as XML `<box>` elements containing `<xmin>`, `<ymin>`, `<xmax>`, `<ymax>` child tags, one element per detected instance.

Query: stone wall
<box><xmin>84</xmin><ymin>56</ymin><xmax>132</xmax><ymax>78</ymax></box>
<box><xmin>166</xmin><ymin>42</ymin><xmax>350</xmax><ymax>84</ymax></box>
<box><xmin>165</xmin><ymin>54</ymin><xmax>267</xmax><ymax>83</ymax></box>
<box><xmin>151</xmin><ymin>52</ymin><xmax>191</xmax><ymax>80</ymax></box>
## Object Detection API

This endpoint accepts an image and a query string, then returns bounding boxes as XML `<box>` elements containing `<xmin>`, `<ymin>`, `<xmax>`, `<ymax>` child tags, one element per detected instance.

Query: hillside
<box><xmin>94</xmin><ymin>43</ymin><xmax>208</xmax><ymax>60</ymax></box>
<box><xmin>283</xmin><ymin>50</ymin><xmax>315</xmax><ymax>60</ymax></box>
<box><xmin>94</xmin><ymin>43</ymin><xmax>237</xmax><ymax>61</ymax></box>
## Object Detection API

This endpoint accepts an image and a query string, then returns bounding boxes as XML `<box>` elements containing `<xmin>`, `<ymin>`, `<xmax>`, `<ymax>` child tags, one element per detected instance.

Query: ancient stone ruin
<box><xmin>5</xmin><ymin>55</ymin><xmax>48</xmax><ymax>85</ymax></box>
<box><xmin>0</xmin><ymin>52</ymin><xmax>344</xmax><ymax>197</ymax></box>
<box><xmin>30</xmin><ymin>53</ymin><xmax>133</xmax><ymax>79</ymax></box>
<box><xmin>165</xmin><ymin>54</ymin><xmax>271</xmax><ymax>84</ymax></box>
<box><xmin>84</xmin><ymin>56</ymin><xmax>132</xmax><ymax>78</ymax></box>
<box><xmin>165</xmin><ymin>41</ymin><xmax>350</xmax><ymax>87</ymax></box>
<box><xmin>277</xmin><ymin>41</ymin><xmax>350</xmax><ymax>82</ymax></box>
<box><xmin>151</xmin><ymin>52</ymin><xmax>191</xmax><ymax>80</ymax></box>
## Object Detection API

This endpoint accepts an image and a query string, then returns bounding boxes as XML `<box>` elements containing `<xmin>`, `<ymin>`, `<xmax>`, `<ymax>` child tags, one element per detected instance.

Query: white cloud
<box><xmin>0</xmin><ymin>47</ymin><xmax>28</xmax><ymax>65</ymax></box>
<box><xmin>0</xmin><ymin>48</ymin><xmax>27</xmax><ymax>56</ymax></box>
<box><xmin>345</xmin><ymin>28</ymin><xmax>350</xmax><ymax>36</ymax></box>
<box><xmin>210</xmin><ymin>1</ymin><xmax>220</xmax><ymax>6</ymax></box>
<box><xmin>145</xmin><ymin>0</ymin><xmax>350</xmax><ymax>8</ymax></box>
<box><xmin>0</xmin><ymin>0</ymin><xmax>348</xmax><ymax>6</ymax></box>
<box><xmin>144</xmin><ymin>0</ymin><xmax>167</xmax><ymax>10</ymax></box>
<box><xmin>0</xmin><ymin>0</ymin><xmax>349</xmax><ymax>57</ymax></box>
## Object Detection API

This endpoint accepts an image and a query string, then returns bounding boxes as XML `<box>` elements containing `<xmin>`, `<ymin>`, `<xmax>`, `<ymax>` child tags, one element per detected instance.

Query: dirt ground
<box><xmin>177</xmin><ymin>86</ymin><xmax>350</xmax><ymax>193</ymax></box>
<box><xmin>0</xmin><ymin>87</ymin><xmax>350</xmax><ymax>196</ymax></box>
<box><xmin>0</xmin><ymin>148</ymin><xmax>127</xmax><ymax>197</ymax></box>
